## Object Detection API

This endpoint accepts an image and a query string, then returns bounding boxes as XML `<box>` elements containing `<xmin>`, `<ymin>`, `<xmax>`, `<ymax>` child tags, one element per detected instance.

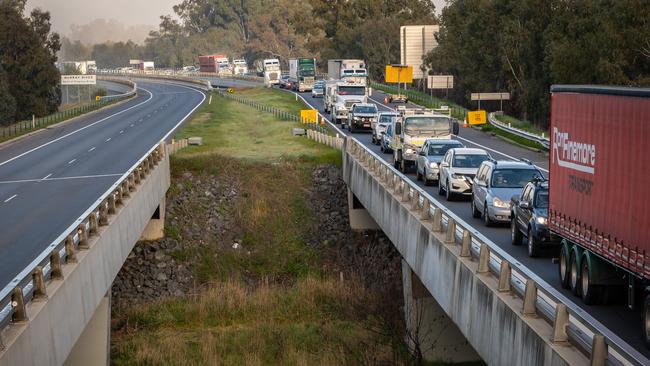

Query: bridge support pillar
<box><xmin>140</xmin><ymin>196</ymin><xmax>166</xmax><ymax>240</ymax></box>
<box><xmin>347</xmin><ymin>189</ymin><xmax>379</xmax><ymax>230</ymax></box>
<box><xmin>401</xmin><ymin>260</ymin><xmax>480</xmax><ymax>363</ymax></box>
<box><xmin>64</xmin><ymin>292</ymin><xmax>110</xmax><ymax>366</ymax></box>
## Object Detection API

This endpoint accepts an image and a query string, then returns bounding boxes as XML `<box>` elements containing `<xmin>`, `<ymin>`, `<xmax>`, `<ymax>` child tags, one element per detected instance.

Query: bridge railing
<box><xmin>0</xmin><ymin>140</ymin><xmax>167</xmax><ymax>349</ymax></box>
<box><xmin>344</xmin><ymin>136</ymin><xmax>647</xmax><ymax>366</ymax></box>
<box><xmin>96</xmin><ymin>71</ymin><xmax>213</xmax><ymax>91</ymax></box>
<box><xmin>97</xmin><ymin>70</ymin><xmax>262</xmax><ymax>83</ymax></box>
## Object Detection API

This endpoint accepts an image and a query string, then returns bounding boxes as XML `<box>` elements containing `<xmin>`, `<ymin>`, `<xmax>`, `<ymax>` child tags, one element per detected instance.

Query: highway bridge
<box><xmin>0</xmin><ymin>73</ymin><xmax>648</xmax><ymax>365</ymax></box>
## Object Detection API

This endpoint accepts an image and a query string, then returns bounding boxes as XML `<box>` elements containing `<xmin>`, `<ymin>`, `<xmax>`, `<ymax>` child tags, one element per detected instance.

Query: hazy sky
<box><xmin>26</xmin><ymin>0</ymin><xmax>179</xmax><ymax>34</ymax></box>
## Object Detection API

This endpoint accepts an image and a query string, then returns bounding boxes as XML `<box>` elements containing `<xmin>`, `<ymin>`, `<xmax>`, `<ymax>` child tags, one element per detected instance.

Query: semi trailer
<box><xmin>549</xmin><ymin>85</ymin><xmax>650</xmax><ymax>346</ymax></box>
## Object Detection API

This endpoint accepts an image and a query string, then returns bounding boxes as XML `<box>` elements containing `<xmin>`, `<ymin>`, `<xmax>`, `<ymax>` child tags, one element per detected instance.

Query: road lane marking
<box><xmin>4</xmin><ymin>194</ymin><xmax>17</xmax><ymax>203</ymax></box>
<box><xmin>119</xmin><ymin>130</ymin><xmax>124</xmax><ymax>134</ymax></box>
<box><xmin>41</xmin><ymin>173</ymin><xmax>52</xmax><ymax>180</ymax></box>
<box><xmin>105</xmin><ymin>138</ymin><xmax>111</xmax><ymax>142</ymax></box>
<box><xmin>68</xmin><ymin>159</ymin><xmax>76</xmax><ymax>164</ymax></box>
<box><xmin>0</xmin><ymin>173</ymin><xmax>125</xmax><ymax>185</ymax></box>
<box><xmin>0</xmin><ymin>88</ymin><xmax>153</xmax><ymax>169</ymax></box>
<box><xmin>130</xmin><ymin>124</ymin><xmax>134</xmax><ymax>127</ymax></box>
<box><xmin>88</xmin><ymin>147</ymin><xmax>96</xmax><ymax>152</ymax></box>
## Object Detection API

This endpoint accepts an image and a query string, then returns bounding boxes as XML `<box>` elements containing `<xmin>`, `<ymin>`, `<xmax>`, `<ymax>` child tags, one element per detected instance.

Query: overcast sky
<box><xmin>26</xmin><ymin>0</ymin><xmax>446</xmax><ymax>41</ymax></box>
<box><xmin>26</xmin><ymin>0</ymin><xmax>179</xmax><ymax>34</ymax></box>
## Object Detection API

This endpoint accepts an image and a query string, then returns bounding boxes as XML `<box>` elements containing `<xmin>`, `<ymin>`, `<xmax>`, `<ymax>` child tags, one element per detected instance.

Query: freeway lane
<box><xmin>291</xmin><ymin>87</ymin><xmax>649</xmax><ymax>358</ymax></box>
<box><xmin>0</xmin><ymin>80</ymin><xmax>205</xmax><ymax>287</ymax></box>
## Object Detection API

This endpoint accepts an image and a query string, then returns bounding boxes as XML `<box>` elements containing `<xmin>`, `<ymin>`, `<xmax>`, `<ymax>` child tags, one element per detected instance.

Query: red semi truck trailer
<box><xmin>550</xmin><ymin>85</ymin><xmax>650</xmax><ymax>344</ymax></box>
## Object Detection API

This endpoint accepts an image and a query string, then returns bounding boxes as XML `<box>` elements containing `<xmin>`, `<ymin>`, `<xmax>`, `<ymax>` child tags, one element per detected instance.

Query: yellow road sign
<box><xmin>95</xmin><ymin>96</ymin><xmax>101</xmax><ymax>101</ymax></box>
<box><xmin>300</xmin><ymin>109</ymin><xmax>318</xmax><ymax>124</ymax></box>
<box><xmin>385</xmin><ymin>65</ymin><xmax>413</xmax><ymax>83</ymax></box>
<box><xmin>468</xmin><ymin>110</ymin><xmax>487</xmax><ymax>125</ymax></box>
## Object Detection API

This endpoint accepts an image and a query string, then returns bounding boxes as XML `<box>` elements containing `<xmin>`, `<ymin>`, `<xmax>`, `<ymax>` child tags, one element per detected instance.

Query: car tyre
<box><xmin>471</xmin><ymin>197</ymin><xmax>481</xmax><ymax>218</ymax></box>
<box><xmin>511</xmin><ymin>217</ymin><xmax>523</xmax><ymax>245</ymax></box>
<box><xmin>416</xmin><ymin>168</ymin><xmax>422</xmax><ymax>181</ymax></box>
<box><xmin>527</xmin><ymin>228</ymin><xmax>540</xmax><ymax>257</ymax></box>
<box><xmin>438</xmin><ymin>179</ymin><xmax>445</xmax><ymax>196</ymax></box>
<box><xmin>483</xmin><ymin>203</ymin><xmax>493</xmax><ymax>227</ymax></box>
<box><xmin>445</xmin><ymin>180</ymin><xmax>454</xmax><ymax>201</ymax></box>
<box><xmin>400</xmin><ymin>159</ymin><xmax>407</xmax><ymax>173</ymax></box>
<box><xmin>569</xmin><ymin>251</ymin><xmax>581</xmax><ymax>296</ymax></box>
<box><xmin>580</xmin><ymin>256</ymin><xmax>602</xmax><ymax>305</ymax></box>
<box><xmin>559</xmin><ymin>244</ymin><xmax>571</xmax><ymax>289</ymax></box>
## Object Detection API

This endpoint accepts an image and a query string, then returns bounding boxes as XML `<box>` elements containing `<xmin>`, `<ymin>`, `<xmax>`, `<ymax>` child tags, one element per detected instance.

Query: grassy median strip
<box><xmin>111</xmin><ymin>88</ymin><xmax>410</xmax><ymax>365</ymax></box>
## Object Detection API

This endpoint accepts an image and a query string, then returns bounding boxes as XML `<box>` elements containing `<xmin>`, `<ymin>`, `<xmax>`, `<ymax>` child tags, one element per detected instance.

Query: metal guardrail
<box><xmin>0</xmin><ymin>141</ymin><xmax>166</xmax><ymax>343</ymax></box>
<box><xmin>487</xmin><ymin>112</ymin><xmax>550</xmax><ymax>149</ymax></box>
<box><xmin>96</xmin><ymin>72</ymin><xmax>213</xmax><ymax>91</ymax></box>
<box><xmin>345</xmin><ymin>137</ymin><xmax>648</xmax><ymax>366</ymax></box>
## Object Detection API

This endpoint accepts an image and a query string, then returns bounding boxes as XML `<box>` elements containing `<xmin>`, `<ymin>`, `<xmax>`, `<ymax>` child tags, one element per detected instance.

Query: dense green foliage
<box><xmin>0</xmin><ymin>0</ymin><xmax>61</xmax><ymax>125</ymax></box>
<box><xmin>425</xmin><ymin>0</ymin><xmax>650</xmax><ymax>127</ymax></box>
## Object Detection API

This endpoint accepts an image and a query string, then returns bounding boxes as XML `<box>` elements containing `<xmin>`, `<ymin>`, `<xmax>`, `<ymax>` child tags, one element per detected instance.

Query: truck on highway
<box><xmin>328</xmin><ymin>82</ymin><xmax>368</xmax><ymax>125</ymax></box>
<box><xmin>327</xmin><ymin>59</ymin><xmax>367</xmax><ymax>85</ymax></box>
<box><xmin>232</xmin><ymin>59</ymin><xmax>248</xmax><ymax>75</ymax></box>
<box><xmin>548</xmin><ymin>85</ymin><xmax>650</xmax><ymax>345</ymax></box>
<box><xmin>263</xmin><ymin>59</ymin><xmax>281</xmax><ymax>87</ymax></box>
<box><xmin>216</xmin><ymin>56</ymin><xmax>232</xmax><ymax>75</ymax></box>
<box><xmin>139</xmin><ymin>61</ymin><xmax>155</xmax><ymax>71</ymax></box>
<box><xmin>289</xmin><ymin>57</ymin><xmax>316</xmax><ymax>92</ymax></box>
<box><xmin>392</xmin><ymin>106</ymin><xmax>459</xmax><ymax>173</ymax></box>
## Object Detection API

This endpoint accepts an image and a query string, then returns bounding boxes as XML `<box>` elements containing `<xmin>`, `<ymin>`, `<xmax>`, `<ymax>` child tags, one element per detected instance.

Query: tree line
<box><xmin>425</xmin><ymin>0</ymin><xmax>650</xmax><ymax>127</ymax></box>
<box><xmin>0</xmin><ymin>0</ymin><xmax>60</xmax><ymax>126</ymax></box>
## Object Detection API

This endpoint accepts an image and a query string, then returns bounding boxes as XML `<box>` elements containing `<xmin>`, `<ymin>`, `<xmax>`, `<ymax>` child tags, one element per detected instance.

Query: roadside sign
<box><xmin>427</xmin><ymin>75</ymin><xmax>454</xmax><ymax>89</ymax></box>
<box><xmin>468</xmin><ymin>110</ymin><xmax>487</xmax><ymax>125</ymax></box>
<box><xmin>95</xmin><ymin>96</ymin><xmax>101</xmax><ymax>101</ymax></box>
<box><xmin>300</xmin><ymin>109</ymin><xmax>318</xmax><ymax>124</ymax></box>
<box><xmin>470</xmin><ymin>92</ymin><xmax>510</xmax><ymax>101</ymax></box>
<box><xmin>61</xmin><ymin>75</ymin><xmax>96</xmax><ymax>85</ymax></box>
<box><xmin>385</xmin><ymin>65</ymin><xmax>413</xmax><ymax>83</ymax></box>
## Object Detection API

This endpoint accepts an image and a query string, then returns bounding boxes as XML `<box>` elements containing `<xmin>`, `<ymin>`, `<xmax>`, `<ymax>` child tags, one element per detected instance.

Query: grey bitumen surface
<box><xmin>0</xmin><ymin>80</ymin><xmax>205</xmax><ymax>288</ymax></box>
<box><xmin>293</xmin><ymin>87</ymin><xmax>648</xmax><ymax>356</ymax></box>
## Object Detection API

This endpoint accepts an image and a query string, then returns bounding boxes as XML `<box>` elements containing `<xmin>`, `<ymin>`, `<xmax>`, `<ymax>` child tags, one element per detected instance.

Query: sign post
<box><xmin>470</xmin><ymin>92</ymin><xmax>510</xmax><ymax>111</ymax></box>
<box><xmin>300</xmin><ymin>109</ymin><xmax>318</xmax><ymax>124</ymax></box>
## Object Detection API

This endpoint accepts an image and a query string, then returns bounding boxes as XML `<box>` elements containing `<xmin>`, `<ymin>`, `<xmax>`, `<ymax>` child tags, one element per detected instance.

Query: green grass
<box><xmin>237</xmin><ymin>87</ymin><xmax>305</xmax><ymax>116</ymax></box>
<box><xmin>493</xmin><ymin>114</ymin><xmax>546</xmax><ymax>135</ymax></box>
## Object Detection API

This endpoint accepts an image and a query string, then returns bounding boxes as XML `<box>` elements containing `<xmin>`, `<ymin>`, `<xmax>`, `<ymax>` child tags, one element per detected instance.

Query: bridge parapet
<box><xmin>342</xmin><ymin>137</ymin><xmax>646</xmax><ymax>366</ymax></box>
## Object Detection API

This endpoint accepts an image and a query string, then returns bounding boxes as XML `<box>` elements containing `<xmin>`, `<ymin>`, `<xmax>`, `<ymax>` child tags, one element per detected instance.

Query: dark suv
<box><xmin>510</xmin><ymin>179</ymin><xmax>559</xmax><ymax>257</ymax></box>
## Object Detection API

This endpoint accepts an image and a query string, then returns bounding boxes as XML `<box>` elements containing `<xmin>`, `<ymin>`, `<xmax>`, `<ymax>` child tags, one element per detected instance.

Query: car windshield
<box><xmin>428</xmin><ymin>143</ymin><xmax>461</xmax><ymax>156</ymax></box>
<box><xmin>405</xmin><ymin>117</ymin><xmax>450</xmax><ymax>132</ymax></box>
<box><xmin>300</xmin><ymin>70</ymin><xmax>315</xmax><ymax>77</ymax></box>
<box><xmin>535</xmin><ymin>190</ymin><xmax>549</xmax><ymax>208</ymax></box>
<box><xmin>354</xmin><ymin>106</ymin><xmax>377</xmax><ymax>114</ymax></box>
<box><xmin>491</xmin><ymin>169</ymin><xmax>542</xmax><ymax>188</ymax></box>
<box><xmin>379</xmin><ymin>115</ymin><xmax>397</xmax><ymax>123</ymax></box>
<box><xmin>338</xmin><ymin>86</ymin><xmax>366</xmax><ymax>95</ymax></box>
<box><xmin>453</xmin><ymin>154</ymin><xmax>489</xmax><ymax>168</ymax></box>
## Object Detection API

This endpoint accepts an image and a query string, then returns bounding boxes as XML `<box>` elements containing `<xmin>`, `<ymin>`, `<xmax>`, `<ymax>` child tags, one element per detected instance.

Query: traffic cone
<box><xmin>320</xmin><ymin>117</ymin><xmax>325</xmax><ymax>125</ymax></box>
<box><xmin>463</xmin><ymin>118</ymin><xmax>468</xmax><ymax>128</ymax></box>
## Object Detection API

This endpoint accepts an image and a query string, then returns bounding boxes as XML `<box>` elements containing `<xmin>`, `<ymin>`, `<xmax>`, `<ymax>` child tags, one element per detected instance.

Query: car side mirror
<box><xmin>519</xmin><ymin>201</ymin><xmax>531</xmax><ymax>209</ymax></box>
<box><xmin>395</xmin><ymin>122</ymin><xmax>402</xmax><ymax>135</ymax></box>
<box><xmin>452</xmin><ymin>121</ymin><xmax>460</xmax><ymax>135</ymax></box>
<box><xmin>441</xmin><ymin>162</ymin><xmax>449</xmax><ymax>168</ymax></box>
<box><xmin>511</xmin><ymin>194</ymin><xmax>520</xmax><ymax>203</ymax></box>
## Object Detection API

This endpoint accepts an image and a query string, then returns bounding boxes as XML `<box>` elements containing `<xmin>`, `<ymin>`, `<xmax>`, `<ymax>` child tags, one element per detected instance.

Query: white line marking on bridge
<box><xmin>105</xmin><ymin>138</ymin><xmax>111</xmax><ymax>142</ymax></box>
<box><xmin>41</xmin><ymin>173</ymin><xmax>52</xmax><ymax>180</ymax></box>
<box><xmin>88</xmin><ymin>147</ymin><xmax>96</xmax><ymax>152</ymax></box>
<box><xmin>119</xmin><ymin>130</ymin><xmax>124</xmax><ymax>134</ymax></box>
<box><xmin>4</xmin><ymin>194</ymin><xmax>17</xmax><ymax>203</ymax></box>
<box><xmin>130</xmin><ymin>124</ymin><xmax>134</xmax><ymax>127</ymax></box>
<box><xmin>0</xmin><ymin>88</ymin><xmax>154</xmax><ymax>169</ymax></box>
<box><xmin>68</xmin><ymin>159</ymin><xmax>76</xmax><ymax>164</ymax></box>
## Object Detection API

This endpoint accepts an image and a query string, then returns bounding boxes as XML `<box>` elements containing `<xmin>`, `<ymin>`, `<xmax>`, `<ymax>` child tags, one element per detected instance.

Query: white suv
<box><xmin>438</xmin><ymin>148</ymin><xmax>491</xmax><ymax>201</ymax></box>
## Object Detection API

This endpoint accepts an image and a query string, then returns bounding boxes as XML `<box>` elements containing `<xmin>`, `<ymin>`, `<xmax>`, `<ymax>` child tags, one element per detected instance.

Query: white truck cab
<box><xmin>392</xmin><ymin>106</ymin><xmax>460</xmax><ymax>173</ymax></box>
<box><xmin>331</xmin><ymin>82</ymin><xmax>368</xmax><ymax>126</ymax></box>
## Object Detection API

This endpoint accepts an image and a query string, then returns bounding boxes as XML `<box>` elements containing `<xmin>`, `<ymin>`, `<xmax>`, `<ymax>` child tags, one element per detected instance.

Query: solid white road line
<box><xmin>0</xmin><ymin>88</ymin><xmax>154</xmax><ymax>169</ymax></box>
<box><xmin>0</xmin><ymin>173</ymin><xmax>125</xmax><ymax>185</ymax></box>
<box><xmin>88</xmin><ymin>147</ymin><xmax>96</xmax><ymax>152</ymax></box>
<box><xmin>4</xmin><ymin>194</ymin><xmax>17</xmax><ymax>203</ymax></box>
<box><xmin>105</xmin><ymin>138</ymin><xmax>111</xmax><ymax>142</ymax></box>
<box><xmin>41</xmin><ymin>173</ymin><xmax>52</xmax><ymax>180</ymax></box>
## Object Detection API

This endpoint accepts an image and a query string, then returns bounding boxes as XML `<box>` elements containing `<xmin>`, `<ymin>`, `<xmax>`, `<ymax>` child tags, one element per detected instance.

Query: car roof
<box><xmin>450</xmin><ymin>148</ymin><xmax>488</xmax><ymax>155</ymax></box>
<box><xmin>488</xmin><ymin>160</ymin><xmax>538</xmax><ymax>169</ymax></box>
<box><xmin>378</xmin><ymin>112</ymin><xmax>398</xmax><ymax>116</ymax></box>
<box><xmin>353</xmin><ymin>103</ymin><xmax>376</xmax><ymax>108</ymax></box>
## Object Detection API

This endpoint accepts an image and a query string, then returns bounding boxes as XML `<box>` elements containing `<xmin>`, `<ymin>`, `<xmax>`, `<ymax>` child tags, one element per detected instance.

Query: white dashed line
<box><xmin>130</xmin><ymin>124</ymin><xmax>134</xmax><ymax>127</ymax></box>
<box><xmin>68</xmin><ymin>159</ymin><xmax>76</xmax><ymax>164</ymax></box>
<box><xmin>42</xmin><ymin>173</ymin><xmax>52</xmax><ymax>180</ymax></box>
<box><xmin>119</xmin><ymin>130</ymin><xmax>124</xmax><ymax>134</ymax></box>
<box><xmin>105</xmin><ymin>138</ymin><xmax>111</xmax><ymax>142</ymax></box>
<box><xmin>88</xmin><ymin>147</ymin><xmax>96</xmax><ymax>152</ymax></box>
<box><xmin>4</xmin><ymin>194</ymin><xmax>17</xmax><ymax>203</ymax></box>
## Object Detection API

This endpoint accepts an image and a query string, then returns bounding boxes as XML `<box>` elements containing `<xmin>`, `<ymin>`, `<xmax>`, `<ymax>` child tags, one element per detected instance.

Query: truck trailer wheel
<box><xmin>569</xmin><ymin>251</ymin><xmax>581</xmax><ymax>296</ymax></box>
<box><xmin>643</xmin><ymin>291</ymin><xmax>650</xmax><ymax>348</ymax></box>
<box><xmin>559</xmin><ymin>243</ymin><xmax>571</xmax><ymax>289</ymax></box>
<box><xmin>580</xmin><ymin>255</ymin><xmax>602</xmax><ymax>305</ymax></box>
